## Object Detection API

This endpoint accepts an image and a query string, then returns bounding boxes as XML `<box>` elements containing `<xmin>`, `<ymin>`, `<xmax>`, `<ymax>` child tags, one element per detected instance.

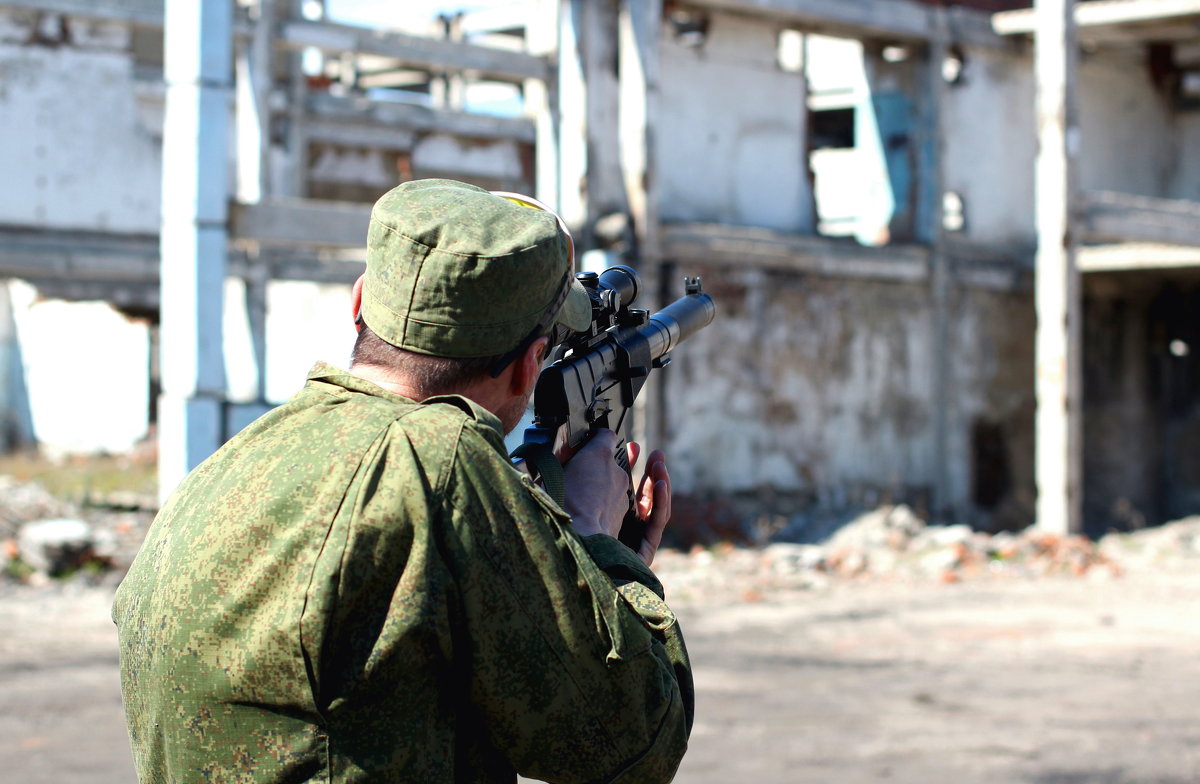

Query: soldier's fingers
<box><xmin>625</xmin><ymin>440</ymin><xmax>641</xmax><ymax>469</ymax></box>
<box><xmin>637</xmin><ymin>479</ymin><xmax>670</xmax><ymax>567</ymax></box>
<box><xmin>641</xmin><ymin>452</ymin><xmax>669</xmax><ymax>514</ymax></box>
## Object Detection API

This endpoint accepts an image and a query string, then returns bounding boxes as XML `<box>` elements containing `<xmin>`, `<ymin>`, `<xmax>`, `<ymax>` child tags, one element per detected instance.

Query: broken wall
<box><xmin>940</xmin><ymin>42</ymin><xmax>1200</xmax><ymax>242</ymax></box>
<box><xmin>660</xmin><ymin>264</ymin><xmax>1035</xmax><ymax>531</ymax></box>
<box><xmin>651</xmin><ymin>10</ymin><xmax>1040</xmax><ymax>531</ymax></box>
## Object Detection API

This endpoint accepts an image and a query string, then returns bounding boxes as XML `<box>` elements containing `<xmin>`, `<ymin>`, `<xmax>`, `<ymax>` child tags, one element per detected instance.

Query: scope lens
<box><xmin>596</xmin><ymin>265</ymin><xmax>639</xmax><ymax>309</ymax></box>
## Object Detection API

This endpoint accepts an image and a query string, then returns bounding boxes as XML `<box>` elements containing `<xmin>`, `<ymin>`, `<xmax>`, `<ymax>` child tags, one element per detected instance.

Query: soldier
<box><xmin>113</xmin><ymin>179</ymin><xmax>693</xmax><ymax>783</ymax></box>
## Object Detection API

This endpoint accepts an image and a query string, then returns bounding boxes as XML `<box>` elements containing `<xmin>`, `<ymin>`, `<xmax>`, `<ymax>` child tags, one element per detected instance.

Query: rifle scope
<box><xmin>569</xmin><ymin>264</ymin><xmax>714</xmax><ymax>359</ymax></box>
<box><xmin>536</xmin><ymin>265</ymin><xmax>716</xmax><ymax>440</ymax></box>
<box><xmin>517</xmin><ymin>265</ymin><xmax>716</xmax><ymax>550</ymax></box>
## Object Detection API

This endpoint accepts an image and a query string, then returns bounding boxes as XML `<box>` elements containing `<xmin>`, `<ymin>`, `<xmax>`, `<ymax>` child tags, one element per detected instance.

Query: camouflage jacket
<box><xmin>113</xmin><ymin>362</ymin><xmax>693</xmax><ymax>783</ymax></box>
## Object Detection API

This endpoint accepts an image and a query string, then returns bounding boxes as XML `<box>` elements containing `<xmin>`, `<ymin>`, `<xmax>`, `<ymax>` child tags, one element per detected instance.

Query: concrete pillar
<box><xmin>158</xmin><ymin>0</ymin><xmax>233</xmax><ymax>499</ymax></box>
<box><xmin>283</xmin><ymin>0</ymin><xmax>310</xmax><ymax>198</ymax></box>
<box><xmin>235</xmin><ymin>0</ymin><xmax>273</xmax><ymax>409</ymax></box>
<box><xmin>431</xmin><ymin>13</ymin><xmax>466</xmax><ymax>111</ymax></box>
<box><xmin>557</xmin><ymin>0</ymin><xmax>589</xmax><ymax>235</ymax></box>
<box><xmin>581</xmin><ymin>0</ymin><xmax>626</xmax><ymax>247</ymax></box>
<box><xmin>559</xmin><ymin>0</ymin><xmax>628</xmax><ymax>248</ymax></box>
<box><xmin>526</xmin><ymin>0</ymin><xmax>561</xmax><ymax>210</ymax></box>
<box><xmin>923</xmin><ymin>11</ymin><xmax>955</xmax><ymax>523</ymax></box>
<box><xmin>620</xmin><ymin>0</ymin><xmax>663</xmax><ymax>266</ymax></box>
<box><xmin>1033</xmin><ymin>0</ymin><xmax>1083</xmax><ymax>534</ymax></box>
<box><xmin>620</xmin><ymin>0</ymin><xmax>666</xmax><ymax>447</ymax></box>
<box><xmin>236</xmin><ymin>0</ymin><xmax>273</xmax><ymax>204</ymax></box>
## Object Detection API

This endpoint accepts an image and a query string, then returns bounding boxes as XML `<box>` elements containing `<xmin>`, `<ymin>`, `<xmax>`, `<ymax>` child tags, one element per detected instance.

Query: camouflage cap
<box><xmin>361</xmin><ymin>179</ymin><xmax>592</xmax><ymax>358</ymax></box>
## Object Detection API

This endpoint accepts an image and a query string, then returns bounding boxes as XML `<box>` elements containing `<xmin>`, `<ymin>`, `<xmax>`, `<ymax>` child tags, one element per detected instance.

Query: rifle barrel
<box><xmin>639</xmin><ymin>292</ymin><xmax>717</xmax><ymax>360</ymax></box>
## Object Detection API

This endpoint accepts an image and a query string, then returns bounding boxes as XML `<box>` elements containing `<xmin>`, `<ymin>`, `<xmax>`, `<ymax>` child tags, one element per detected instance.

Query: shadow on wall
<box><xmin>1083</xmin><ymin>272</ymin><xmax>1200</xmax><ymax>537</ymax></box>
<box><xmin>665</xmin><ymin>485</ymin><xmax>936</xmax><ymax>550</ymax></box>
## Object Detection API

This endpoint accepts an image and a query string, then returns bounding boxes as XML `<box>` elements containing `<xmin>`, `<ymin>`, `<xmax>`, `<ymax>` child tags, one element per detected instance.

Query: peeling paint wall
<box><xmin>661</xmin><ymin>265</ymin><xmax>1035</xmax><ymax>528</ymax></box>
<box><xmin>657</xmin><ymin>12</ymin><xmax>814</xmax><ymax>233</ymax></box>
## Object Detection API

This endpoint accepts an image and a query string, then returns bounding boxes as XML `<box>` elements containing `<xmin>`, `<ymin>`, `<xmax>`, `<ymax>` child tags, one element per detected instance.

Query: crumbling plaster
<box><xmin>662</xmin><ymin>265</ymin><xmax>1035</xmax><ymax>525</ymax></box>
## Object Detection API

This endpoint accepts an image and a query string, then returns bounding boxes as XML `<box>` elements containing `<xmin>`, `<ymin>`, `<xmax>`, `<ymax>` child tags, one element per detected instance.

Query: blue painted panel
<box><xmin>871</xmin><ymin>92</ymin><xmax>914</xmax><ymax>232</ymax></box>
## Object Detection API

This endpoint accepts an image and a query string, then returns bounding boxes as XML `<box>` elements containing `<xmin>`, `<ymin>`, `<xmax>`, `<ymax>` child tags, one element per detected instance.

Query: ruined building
<box><xmin>0</xmin><ymin>0</ymin><xmax>1197</xmax><ymax>536</ymax></box>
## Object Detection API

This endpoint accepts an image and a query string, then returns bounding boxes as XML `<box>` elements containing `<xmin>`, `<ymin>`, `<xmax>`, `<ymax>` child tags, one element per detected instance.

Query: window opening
<box><xmin>806</xmin><ymin>34</ymin><xmax>909</xmax><ymax>245</ymax></box>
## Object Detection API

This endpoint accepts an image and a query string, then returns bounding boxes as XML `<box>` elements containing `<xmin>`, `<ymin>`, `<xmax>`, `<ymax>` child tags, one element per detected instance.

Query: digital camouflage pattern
<box><xmin>113</xmin><ymin>362</ymin><xmax>693</xmax><ymax>783</ymax></box>
<box><xmin>361</xmin><ymin>179</ymin><xmax>592</xmax><ymax>359</ymax></box>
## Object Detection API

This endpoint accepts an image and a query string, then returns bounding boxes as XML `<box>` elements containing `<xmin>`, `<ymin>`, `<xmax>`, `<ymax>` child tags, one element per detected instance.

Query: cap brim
<box><xmin>555</xmin><ymin>276</ymin><xmax>592</xmax><ymax>332</ymax></box>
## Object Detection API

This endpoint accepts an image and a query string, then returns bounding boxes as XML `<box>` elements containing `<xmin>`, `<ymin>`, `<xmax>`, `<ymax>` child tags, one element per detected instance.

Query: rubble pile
<box><xmin>4</xmin><ymin>462</ymin><xmax>1200</xmax><ymax>597</ymax></box>
<box><xmin>1098</xmin><ymin>515</ymin><xmax>1200</xmax><ymax>569</ymax></box>
<box><xmin>0</xmin><ymin>475</ymin><xmax>154</xmax><ymax>583</ymax></box>
<box><xmin>656</xmin><ymin>506</ymin><xmax>1200</xmax><ymax>603</ymax></box>
<box><xmin>773</xmin><ymin>504</ymin><xmax>1125</xmax><ymax>583</ymax></box>
<box><xmin>0</xmin><ymin>475</ymin><xmax>76</xmax><ymax>535</ymax></box>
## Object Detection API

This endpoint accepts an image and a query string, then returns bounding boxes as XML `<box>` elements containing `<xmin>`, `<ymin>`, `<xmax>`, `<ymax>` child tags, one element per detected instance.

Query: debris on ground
<box><xmin>0</xmin><ymin>475</ymin><xmax>76</xmax><ymax>538</ymax></box>
<box><xmin>655</xmin><ymin>505</ymin><xmax>1200</xmax><ymax>604</ymax></box>
<box><xmin>2</xmin><ymin>458</ymin><xmax>1198</xmax><ymax>597</ymax></box>
<box><xmin>17</xmin><ymin>518</ymin><xmax>95</xmax><ymax>575</ymax></box>
<box><xmin>1</xmin><ymin>473</ymin><xmax>155</xmax><ymax>584</ymax></box>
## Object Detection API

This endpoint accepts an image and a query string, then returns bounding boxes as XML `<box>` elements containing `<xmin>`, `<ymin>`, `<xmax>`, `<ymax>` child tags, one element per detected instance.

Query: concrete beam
<box><xmin>305</xmin><ymin>117</ymin><xmax>417</xmax><ymax>152</ymax></box>
<box><xmin>459</xmin><ymin>6</ymin><xmax>531</xmax><ymax>36</ymax></box>
<box><xmin>995</xmin><ymin>0</ymin><xmax>1200</xmax><ymax>36</ymax></box>
<box><xmin>277</xmin><ymin>18</ymin><xmax>552</xmax><ymax>83</ymax></box>
<box><xmin>0</xmin><ymin>226</ymin><xmax>161</xmax><ymax>310</ymax></box>
<box><xmin>0</xmin><ymin>226</ymin><xmax>366</xmax><ymax>286</ymax></box>
<box><xmin>0</xmin><ymin>227</ymin><xmax>158</xmax><ymax>280</ymax></box>
<box><xmin>1066</xmin><ymin>21</ymin><xmax>1200</xmax><ymax>45</ymax></box>
<box><xmin>680</xmin><ymin>0</ymin><xmax>1008</xmax><ymax>49</ymax></box>
<box><xmin>0</xmin><ymin>234</ymin><xmax>364</xmax><ymax>319</ymax></box>
<box><xmin>230</xmin><ymin>198</ymin><xmax>372</xmax><ymax>248</ymax></box>
<box><xmin>1083</xmin><ymin>191</ymin><xmax>1200</xmax><ymax>247</ymax></box>
<box><xmin>256</xmin><ymin>253</ymin><xmax>363</xmax><ymax>284</ymax></box>
<box><xmin>0</xmin><ymin>0</ymin><xmax>163</xmax><ymax>26</ymax></box>
<box><xmin>1078</xmin><ymin>242</ymin><xmax>1200</xmax><ymax>271</ymax></box>
<box><xmin>661</xmin><ymin>223</ymin><xmax>930</xmax><ymax>282</ymax></box>
<box><xmin>307</xmin><ymin>93</ymin><xmax>536</xmax><ymax>144</ymax></box>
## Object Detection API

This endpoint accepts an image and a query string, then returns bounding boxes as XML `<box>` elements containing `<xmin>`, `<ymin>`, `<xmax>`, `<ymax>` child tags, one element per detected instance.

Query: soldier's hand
<box><xmin>562</xmin><ymin>429</ymin><xmax>630</xmax><ymax>539</ymax></box>
<box><xmin>625</xmin><ymin>442</ymin><xmax>672</xmax><ymax>567</ymax></box>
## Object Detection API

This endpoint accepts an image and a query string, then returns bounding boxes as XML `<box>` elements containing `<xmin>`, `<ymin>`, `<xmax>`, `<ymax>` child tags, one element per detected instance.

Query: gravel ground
<box><xmin>3</xmin><ymin>546</ymin><xmax>1199</xmax><ymax>784</ymax></box>
<box><xmin>655</xmin><ymin>552</ymin><xmax>1200</xmax><ymax>783</ymax></box>
<box><xmin>0</xmin><ymin>578</ymin><xmax>135</xmax><ymax>784</ymax></box>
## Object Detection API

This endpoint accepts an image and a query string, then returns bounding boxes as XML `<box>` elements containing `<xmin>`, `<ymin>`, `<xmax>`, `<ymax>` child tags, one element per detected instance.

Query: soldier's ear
<box><xmin>351</xmin><ymin>275</ymin><xmax>365</xmax><ymax>332</ymax></box>
<box><xmin>512</xmin><ymin>336</ymin><xmax>549</xmax><ymax>396</ymax></box>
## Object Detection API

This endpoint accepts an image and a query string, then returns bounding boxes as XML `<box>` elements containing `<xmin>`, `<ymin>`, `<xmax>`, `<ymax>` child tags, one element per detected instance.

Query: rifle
<box><xmin>512</xmin><ymin>265</ymin><xmax>716</xmax><ymax>550</ymax></box>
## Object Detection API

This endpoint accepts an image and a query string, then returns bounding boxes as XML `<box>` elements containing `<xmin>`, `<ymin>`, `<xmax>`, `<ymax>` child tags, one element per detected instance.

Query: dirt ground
<box><xmin>2</xmin><ymin>556</ymin><xmax>1198</xmax><ymax>784</ymax></box>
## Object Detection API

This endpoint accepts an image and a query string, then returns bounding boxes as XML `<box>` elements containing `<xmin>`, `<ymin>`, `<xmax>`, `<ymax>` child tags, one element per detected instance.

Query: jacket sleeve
<box><xmin>444</xmin><ymin>422</ymin><xmax>693</xmax><ymax>784</ymax></box>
